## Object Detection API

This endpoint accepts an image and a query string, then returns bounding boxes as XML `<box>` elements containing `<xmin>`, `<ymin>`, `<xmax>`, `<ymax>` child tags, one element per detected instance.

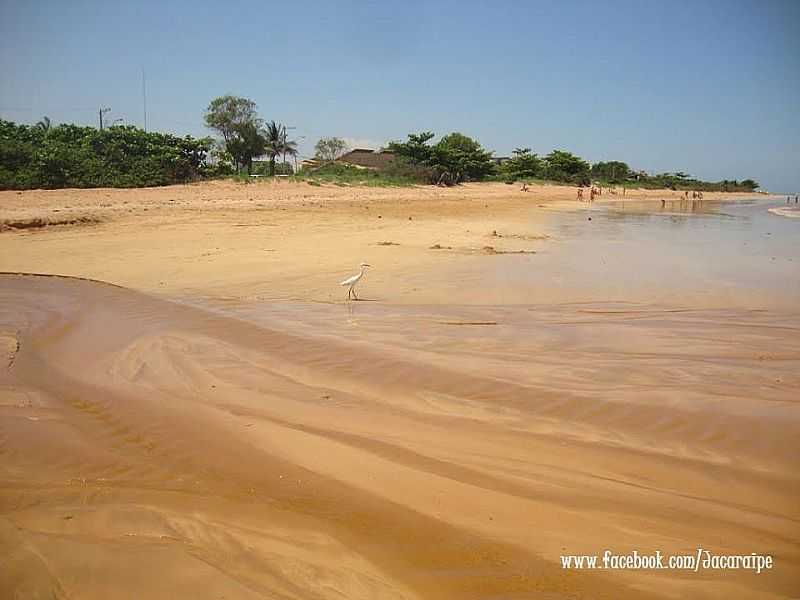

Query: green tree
<box><xmin>227</xmin><ymin>122</ymin><xmax>265</xmax><ymax>174</ymax></box>
<box><xmin>204</xmin><ymin>96</ymin><xmax>258</xmax><ymax>142</ymax></box>
<box><xmin>433</xmin><ymin>133</ymin><xmax>495</xmax><ymax>181</ymax></box>
<box><xmin>314</xmin><ymin>137</ymin><xmax>348</xmax><ymax>162</ymax></box>
<box><xmin>543</xmin><ymin>150</ymin><xmax>590</xmax><ymax>183</ymax></box>
<box><xmin>388</xmin><ymin>132</ymin><xmax>435</xmax><ymax>164</ymax></box>
<box><xmin>264</xmin><ymin>121</ymin><xmax>296</xmax><ymax>176</ymax></box>
<box><xmin>388</xmin><ymin>131</ymin><xmax>494</xmax><ymax>183</ymax></box>
<box><xmin>739</xmin><ymin>179</ymin><xmax>759</xmax><ymax>191</ymax></box>
<box><xmin>501</xmin><ymin>147</ymin><xmax>542</xmax><ymax>179</ymax></box>
<box><xmin>204</xmin><ymin>95</ymin><xmax>262</xmax><ymax>173</ymax></box>
<box><xmin>591</xmin><ymin>161</ymin><xmax>630</xmax><ymax>183</ymax></box>
<box><xmin>35</xmin><ymin>116</ymin><xmax>52</xmax><ymax>134</ymax></box>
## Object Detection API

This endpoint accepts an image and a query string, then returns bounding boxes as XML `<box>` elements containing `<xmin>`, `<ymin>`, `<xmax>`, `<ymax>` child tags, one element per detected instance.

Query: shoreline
<box><xmin>0</xmin><ymin>180</ymin><xmax>770</xmax><ymax>304</ymax></box>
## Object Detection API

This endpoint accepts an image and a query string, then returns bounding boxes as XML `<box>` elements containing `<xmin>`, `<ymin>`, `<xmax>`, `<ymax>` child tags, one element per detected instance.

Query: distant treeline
<box><xmin>388</xmin><ymin>133</ymin><xmax>760</xmax><ymax>191</ymax></box>
<box><xmin>0</xmin><ymin>115</ymin><xmax>759</xmax><ymax>192</ymax></box>
<box><xmin>0</xmin><ymin>119</ymin><xmax>213</xmax><ymax>190</ymax></box>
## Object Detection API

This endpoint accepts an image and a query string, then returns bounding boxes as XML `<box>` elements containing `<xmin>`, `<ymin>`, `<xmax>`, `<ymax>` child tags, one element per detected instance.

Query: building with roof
<box><xmin>338</xmin><ymin>148</ymin><xmax>396</xmax><ymax>170</ymax></box>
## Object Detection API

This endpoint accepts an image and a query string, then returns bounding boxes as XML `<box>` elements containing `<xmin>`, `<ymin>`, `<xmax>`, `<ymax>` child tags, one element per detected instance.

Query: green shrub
<box><xmin>300</xmin><ymin>162</ymin><xmax>420</xmax><ymax>187</ymax></box>
<box><xmin>0</xmin><ymin>119</ymin><xmax>212</xmax><ymax>190</ymax></box>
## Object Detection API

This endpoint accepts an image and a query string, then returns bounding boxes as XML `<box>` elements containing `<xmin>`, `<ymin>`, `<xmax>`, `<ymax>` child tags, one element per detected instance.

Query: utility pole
<box><xmin>141</xmin><ymin>68</ymin><xmax>147</xmax><ymax>132</ymax></box>
<box><xmin>99</xmin><ymin>107</ymin><xmax>111</xmax><ymax>131</ymax></box>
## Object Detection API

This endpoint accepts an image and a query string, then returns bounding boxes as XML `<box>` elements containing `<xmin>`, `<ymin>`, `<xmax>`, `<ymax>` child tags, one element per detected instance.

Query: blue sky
<box><xmin>1</xmin><ymin>0</ymin><xmax>798</xmax><ymax>191</ymax></box>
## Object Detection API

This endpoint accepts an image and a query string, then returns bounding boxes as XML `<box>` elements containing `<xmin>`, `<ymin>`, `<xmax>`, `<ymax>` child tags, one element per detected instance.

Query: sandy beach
<box><xmin>1</xmin><ymin>181</ymin><xmax>798</xmax><ymax>599</ymax></box>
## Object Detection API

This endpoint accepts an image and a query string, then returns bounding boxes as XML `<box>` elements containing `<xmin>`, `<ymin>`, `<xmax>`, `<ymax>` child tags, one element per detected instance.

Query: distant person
<box><xmin>788</xmin><ymin>196</ymin><xmax>791</xmax><ymax>204</ymax></box>
<box><xmin>520</xmin><ymin>182</ymin><xmax>529</xmax><ymax>192</ymax></box>
<box><xmin>661</xmin><ymin>198</ymin><xmax>666</xmax><ymax>208</ymax></box>
<box><xmin>577</xmin><ymin>187</ymin><xmax>584</xmax><ymax>201</ymax></box>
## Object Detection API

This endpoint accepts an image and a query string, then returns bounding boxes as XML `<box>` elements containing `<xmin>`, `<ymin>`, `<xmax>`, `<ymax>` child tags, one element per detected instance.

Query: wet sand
<box><xmin>0</xmin><ymin>181</ymin><xmax>766</xmax><ymax>305</ymax></box>
<box><xmin>1</xmin><ymin>182</ymin><xmax>798</xmax><ymax>599</ymax></box>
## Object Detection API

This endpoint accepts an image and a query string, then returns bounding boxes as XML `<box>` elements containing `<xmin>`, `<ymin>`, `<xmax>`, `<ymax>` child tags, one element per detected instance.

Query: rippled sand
<box><xmin>0</xmin><ymin>183</ymin><xmax>798</xmax><ymax>599</ymax></box>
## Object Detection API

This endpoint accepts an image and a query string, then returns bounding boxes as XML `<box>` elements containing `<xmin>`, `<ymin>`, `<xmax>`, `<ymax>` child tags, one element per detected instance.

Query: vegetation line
<box><xmin>0</xmin><ymin>94</ymin><xmax>759</xmax><ymax>192</ymax></box>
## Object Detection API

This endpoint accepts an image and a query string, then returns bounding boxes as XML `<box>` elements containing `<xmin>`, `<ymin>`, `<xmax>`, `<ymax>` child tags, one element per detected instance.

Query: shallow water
<box><xmin>458</xmin><ymin>197</ymin><xmax>800</xmax><ymax>309</ymax></box>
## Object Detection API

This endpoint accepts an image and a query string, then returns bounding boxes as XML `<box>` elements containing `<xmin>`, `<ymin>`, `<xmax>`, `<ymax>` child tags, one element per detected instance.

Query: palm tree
<box><xmin>35</xmin><ymin>116</ymin><xmax>51</xmax><ymax>134</ymax></box>
<box><xmin>264</xmin><ymin>121</ymin><xmax>284</xmax><ymax>176</ymax></box>
<box><xmin>264</xmin><ymin>121</ymin><xmax>299</xmax><ymax>176</ymax></box>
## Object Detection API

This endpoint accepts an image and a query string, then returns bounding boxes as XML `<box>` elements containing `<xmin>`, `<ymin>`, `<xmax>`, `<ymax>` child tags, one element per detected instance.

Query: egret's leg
<box><xmin>353</xmin><ymin>286</ymin><xmax>358</xmax><ymax>300</ymax></box>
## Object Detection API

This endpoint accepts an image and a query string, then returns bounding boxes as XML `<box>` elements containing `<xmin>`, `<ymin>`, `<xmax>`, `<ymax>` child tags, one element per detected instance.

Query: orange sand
<box><xmin>0</xmin><ymin>181</ymin><xmax>797</xmax><ymax>599</ymax></box>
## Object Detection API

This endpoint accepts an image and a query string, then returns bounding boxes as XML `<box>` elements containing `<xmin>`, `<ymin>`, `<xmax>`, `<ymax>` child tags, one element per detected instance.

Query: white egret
<box><xmin>340</xmin><ymin>262</ymin><xmax>371</xmax><ymax>300</ymax></box>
